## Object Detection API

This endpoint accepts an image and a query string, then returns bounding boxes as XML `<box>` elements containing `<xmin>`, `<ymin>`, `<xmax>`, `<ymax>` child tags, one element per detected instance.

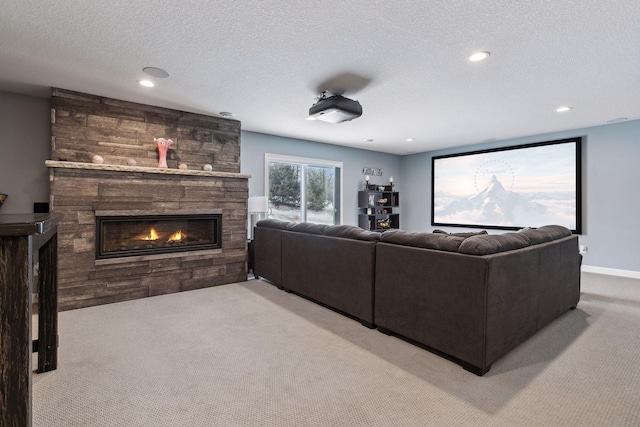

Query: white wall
<box><xmin>401</xmin><ymin>119</ymin><xmax>640</xmax><ymax>274</ymax></box>
<box><xmin>0</xmin><ymin>91</ymin><xmax>50</xmax><ymax>213</ymax></box>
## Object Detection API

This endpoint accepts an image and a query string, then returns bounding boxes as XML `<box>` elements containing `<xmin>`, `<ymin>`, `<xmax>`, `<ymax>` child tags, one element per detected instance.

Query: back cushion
<box><xmin>538</xmin><ymin>225</ymin><xmax>572</xmax><ymax>238</ymax></box>
<box><xmin>433</xmin><ymin>229</ymin><xmax>488</xmax><ymax>238</ymax></box>
<box><xmin>323</xmin><ymin>224</ymin><xmax>381</xmax><ymax>242</ymax></box>
<box><xmin>256</xmin><ymin>218</ymin><xmax>294</xmax><ymax>230</ymax></box>
<box><xmin>458</xmin><ymin>232</ymin><xmax>531</xmax><ymax>255</ymax></box>
<box><xmin>518</xmin><ymin>225</ymin><xmax>572</xmax><ymax>245</ymax></box>
<box><xmin>289</xmin><ymin>222</ymin><xmax>328</xmax><ymax>235</ymax></box>
<box><xmin>380</xmin><ymin>229</ymin><xmax>465</xmax><ymax>252</ymax></box>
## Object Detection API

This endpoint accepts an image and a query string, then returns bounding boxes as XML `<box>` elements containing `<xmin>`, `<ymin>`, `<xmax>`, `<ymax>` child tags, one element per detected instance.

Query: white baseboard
<box><xmin>581</xmin><ymin>265</ymin><xmax>640</xmax><ymax>279</ymax></box>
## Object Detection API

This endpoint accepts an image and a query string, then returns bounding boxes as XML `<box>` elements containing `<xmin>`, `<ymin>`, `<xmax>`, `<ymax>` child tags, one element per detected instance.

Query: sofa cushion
<box><xmin>323</xmin><ymin>224</ymin><xmax>381</xmax><ymax>242</ymax></box>
<box><xmin>433</xmin><ymin>229</ymin><xmax>488</xmax><ymax>238</ymax></box>
<box><xmin>518</xmin><ymin>225</ymin><xmax>572</xmax><ymax>245</ymax></box>
<box><xmin>458</xmin><ymin>232</ymin><xmax>531</xmax><ymax>255</ymax></box>
<box><xmin>538</xmin><ymin>225</ymin><xmax>572</xmax><ymax>238</ymax></box>
<box><xmin>518</xmin><ymin>228</ymin><xmax>548</xmax><ymax>245</ymax></box>
<box><xmin>256</xmin><ymin>218</ymin><xmax>293</xmax><ymax>230</ymax></box>
<box><xmin>380</xmin><ymin>229</ymin><xmax>465</xmax><ymax>252</ymax></box>
<box><xmin>289</xmin><ymin>222</ymin><xmax>328</xmax><ymax>235</ymax></box>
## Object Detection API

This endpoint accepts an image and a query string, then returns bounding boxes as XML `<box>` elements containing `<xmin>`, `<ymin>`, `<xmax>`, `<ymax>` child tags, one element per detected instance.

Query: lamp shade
<box><xmin>248</xmin><ymin>196</ymin><xmax>268</xmax><ymax>213</ymax></box>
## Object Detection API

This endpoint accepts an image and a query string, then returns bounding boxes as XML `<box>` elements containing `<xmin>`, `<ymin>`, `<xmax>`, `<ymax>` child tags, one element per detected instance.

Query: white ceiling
<box><xmin>1</xmin><ymin>1</ymin><xmax>638</xmax><ymax>155</ymax></box>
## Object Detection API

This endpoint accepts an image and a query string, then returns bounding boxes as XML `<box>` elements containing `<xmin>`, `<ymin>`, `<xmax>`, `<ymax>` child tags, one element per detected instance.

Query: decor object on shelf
<box><xmin>377</xmin><ymin>219</ymin><xmax>391</xmax><ymax>229</ymax></box>
<box><xmin>377</xmin><ymin>198</ymin><xmax>388</xmax><ymax>205</ymax></box>
<box><xmin>91</xmin><ymin>155</ymin><xmax>104</xmax><ymax>164</ymax></box>
<box><xmin>0</xmin><ymin>193</ymin><xmax>6</xmax><ymax>209</ymax></box>
<box><xmin>178</xmin><ymin>162</ymin><xmax>187</xmax><ymax>170</ymax></box>
<box><xmin>247</xmin><ymin>196</ymin><xmax>268</xmax><ymax>240</ymax></box>
<box><xmin>154</xmin><ymin>137</ymin><xmax>174</xmax><ymax>168</ymax></box>
<box><xmin>126</xmin><ymin>158</ymin><xmax>137</xmax><ymax>166</ymax></box>
<box><xmin>203</xmin><ymin>164</ymin><xmax>213</xmax><ymax>171</ymax></box>
<box><xmin>363</xmin><ymin>167</ymin><xmax>383</xmax><ymax>176</ymax></box>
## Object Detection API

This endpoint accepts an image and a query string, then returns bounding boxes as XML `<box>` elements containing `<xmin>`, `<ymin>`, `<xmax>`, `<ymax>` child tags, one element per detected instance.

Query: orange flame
<box><xmin>143</xmin><ymin>228</ymin><xmax>159</xmax><ymax>241</ymax></box>
<box><xmin>167</xmin><ymin>230</ymin><xmax>184</xmax><ymax>242</ymax></box>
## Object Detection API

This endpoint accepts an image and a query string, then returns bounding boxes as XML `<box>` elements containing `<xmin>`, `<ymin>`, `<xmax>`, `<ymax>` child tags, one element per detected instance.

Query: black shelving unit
<box><xmin>358</xmin><ymin>184</ymin><xmax>399</xmax><ymax>232</ymax></box>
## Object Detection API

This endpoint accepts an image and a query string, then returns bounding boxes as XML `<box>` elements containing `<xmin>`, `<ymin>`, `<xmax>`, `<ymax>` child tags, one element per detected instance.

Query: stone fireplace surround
<box><xmin>48</xmin><ymin>89</ymin><xmax>249</xmax><ymax>310</ymax></box>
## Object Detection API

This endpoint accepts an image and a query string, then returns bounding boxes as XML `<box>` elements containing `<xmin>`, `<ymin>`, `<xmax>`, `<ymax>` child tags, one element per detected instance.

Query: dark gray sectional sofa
<box><xmin>253</xmin><ymin>219</ymin><xmax>581</xmax><ymax>375</ymax></box>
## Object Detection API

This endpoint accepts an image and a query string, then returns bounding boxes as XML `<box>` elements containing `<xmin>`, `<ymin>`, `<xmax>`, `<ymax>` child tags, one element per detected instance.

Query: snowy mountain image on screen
<box><xmin>435</xmin><ymin>175</ymin><xmax>547</xmax><ymax>226</ymax></box>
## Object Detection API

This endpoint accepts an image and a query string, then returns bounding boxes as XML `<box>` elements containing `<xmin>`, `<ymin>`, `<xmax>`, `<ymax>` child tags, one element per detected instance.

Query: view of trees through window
<box><xmin>266</xmin><ymin>155</ymin><xmax>341</xmax><ymax>225</ymax></box>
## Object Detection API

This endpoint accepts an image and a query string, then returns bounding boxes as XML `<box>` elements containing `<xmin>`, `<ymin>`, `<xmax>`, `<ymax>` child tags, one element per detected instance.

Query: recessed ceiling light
<box><xmin>143</xmin><ymin>67</ymin><xmax>170</xmax><ymax>78</ymax></box>
<box><xmin>484</xmin><ymin>138</ymin><xmax>498</xmax><ymax>142</ymax></box>
<box><xmin>469</xmin><ymin>51</ymin><xmax>490</xmax><ymax>62</ymax></box>
<box><xmin>405</xmin><ymin>138</ymin><xmax>414</xmax><ymax>142</ymax></box>
<box><xmin>606</xmin><ymin>117</ymin><xmax>628</xmax><ymax>124</ymax></box>
<box><xmin>138</xmin><ymin>79</ymin><xmax>155</xmax><ymax>87</ymax></box>
<box><xmin>556</xmin><ymin>106</ymin><xmax>573</xmax><ymax>113</ymax></box>
<box><xmin>364</xmin><ymin>139</ymin><xmax>374</xmax><ymax>143</ymax></box>
<box><xmin>219</xmin><ymin>112</ymin><xmax>235</xmax><ymax>118</ymax></box>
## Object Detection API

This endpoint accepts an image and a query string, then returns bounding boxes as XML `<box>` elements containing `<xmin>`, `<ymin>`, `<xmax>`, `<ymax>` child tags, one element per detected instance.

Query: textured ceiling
<box><xmin>1</xmin><ymin>1</ymin><xmax>638</xmax><ymax>155</ymax></box>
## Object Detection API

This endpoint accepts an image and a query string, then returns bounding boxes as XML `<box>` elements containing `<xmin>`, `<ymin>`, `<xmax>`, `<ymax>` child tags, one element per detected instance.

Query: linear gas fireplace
<box><xmin>96</xmin><ymin>214</ymin><xmax>222</xmax><ymax>259</ymax></box>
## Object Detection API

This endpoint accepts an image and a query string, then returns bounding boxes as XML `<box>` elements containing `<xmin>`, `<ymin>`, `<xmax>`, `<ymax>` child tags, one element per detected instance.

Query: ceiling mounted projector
<box><xmin>308</xmin><ymin>92</ymin><xmax>362</xmax><ymax>123</ymax></box>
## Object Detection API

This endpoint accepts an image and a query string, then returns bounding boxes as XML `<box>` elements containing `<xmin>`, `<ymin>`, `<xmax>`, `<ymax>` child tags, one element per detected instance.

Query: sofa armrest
<box><xmin>253</xmin><ymin>226</ymin><xmax>283</xmax><ymax>285</ymax></box>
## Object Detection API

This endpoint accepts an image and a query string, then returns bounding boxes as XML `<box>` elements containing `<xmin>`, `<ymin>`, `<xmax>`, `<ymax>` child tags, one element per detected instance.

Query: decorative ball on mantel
<box><xmin>91</xmin><ymin>155</ymin><xmax>104</xmax><ymax>164</ymax></box>
<box><xmin>178</xmin><ymin>162</ymin><xmax>188</xmax><ymax>170</ymax></box>
<box><xmin>203</xmin><ymin>164</ymin><xmax>213</xmax><ymax>171</ymax></box>
<box><xmin>126</xmin><ymin>158</ymin><xmax>137</xmax><ymax>166</ymax></box>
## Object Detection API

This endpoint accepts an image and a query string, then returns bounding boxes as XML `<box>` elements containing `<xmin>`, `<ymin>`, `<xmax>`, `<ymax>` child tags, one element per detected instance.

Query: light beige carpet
<box><xmin>33</xmin><ymin>273</ymin><xmax>640</xmax><ymax>426</ymax></box>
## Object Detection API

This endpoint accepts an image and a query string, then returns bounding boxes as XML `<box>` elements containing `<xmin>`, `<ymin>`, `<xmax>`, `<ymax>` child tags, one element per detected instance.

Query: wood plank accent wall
<box><xmin>49</xmin><ymin>89</ymin><xmax>248</xmax><ymax>310</ymax></box>
<box><xmin>51</xmin><ymin>88</ymin><xmax>240</xmax><ymax>172</ymax></box>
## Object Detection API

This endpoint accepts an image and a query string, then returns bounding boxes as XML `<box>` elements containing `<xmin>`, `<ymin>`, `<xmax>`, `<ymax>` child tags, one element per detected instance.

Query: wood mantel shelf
<box><xmin>45</xmin><ymin>160</ymin><xmax>251</xmax><ymax>179</ymax></box>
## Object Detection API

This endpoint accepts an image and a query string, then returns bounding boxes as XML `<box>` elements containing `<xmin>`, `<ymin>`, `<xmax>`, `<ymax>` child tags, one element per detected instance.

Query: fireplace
<box><xmin>47</xmin><ymin>89</ymin><xmax>249</xmax><ymax>310</ymax></box>
<box><xmin>96</xmin><ymin>214</ymin><xmax>222</xmax><ymax>259</ymax></box>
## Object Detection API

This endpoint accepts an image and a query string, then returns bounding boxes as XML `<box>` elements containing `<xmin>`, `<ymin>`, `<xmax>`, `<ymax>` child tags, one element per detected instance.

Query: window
<box><xmin>265</xmin><ymin>154</ymin><xmax>342</xmax><ymax>225</ymax></box>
